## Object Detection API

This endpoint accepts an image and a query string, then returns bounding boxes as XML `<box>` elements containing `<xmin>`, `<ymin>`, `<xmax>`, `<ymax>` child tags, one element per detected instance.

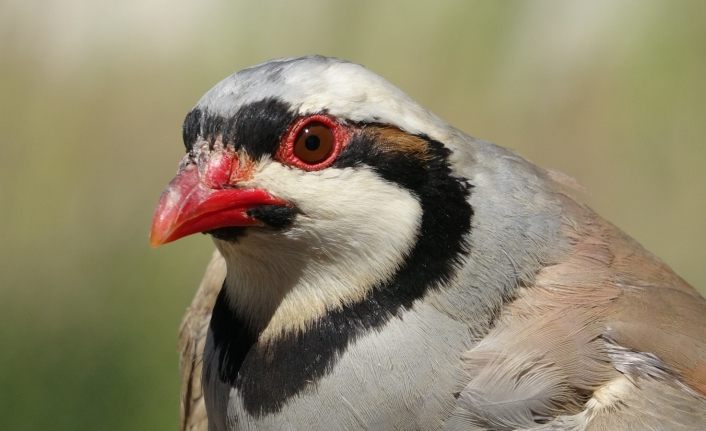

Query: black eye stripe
<box><xmin>182</xmin><ymin>99</ymin><xmax>295</xmax><ymax>159</ymax></box>
<box><xmin>182</xmin><ymin>108</ymin><xmax>203</xmax><ymax>152</ymax></box>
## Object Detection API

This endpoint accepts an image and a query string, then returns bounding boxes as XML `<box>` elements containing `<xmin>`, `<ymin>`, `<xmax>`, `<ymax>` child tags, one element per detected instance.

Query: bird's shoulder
<box><xmin>447</xmin><ymin>195</ymin><xmax>706</xmax><ymax>429</ymax></box>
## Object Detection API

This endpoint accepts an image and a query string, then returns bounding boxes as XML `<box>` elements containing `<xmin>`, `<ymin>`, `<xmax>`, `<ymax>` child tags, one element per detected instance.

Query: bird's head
<box><xmin>150</xmin><ymin>56</ymin><xmax>473</xmax><ymax>334</ymax></box>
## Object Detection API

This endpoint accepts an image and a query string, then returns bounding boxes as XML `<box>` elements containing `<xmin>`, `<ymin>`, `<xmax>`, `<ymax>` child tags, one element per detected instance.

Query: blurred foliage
<box><xmin>0</xmin><ymin>0</ymin><xmax>704</xmax><ymax>429</ymax></box>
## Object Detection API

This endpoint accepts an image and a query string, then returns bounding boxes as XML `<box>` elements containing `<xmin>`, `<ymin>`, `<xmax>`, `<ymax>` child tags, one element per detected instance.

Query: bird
<box><xmin>150</xmin><ymin>56</ymin><xmax>706</xmax><ymax>431</ymax></box>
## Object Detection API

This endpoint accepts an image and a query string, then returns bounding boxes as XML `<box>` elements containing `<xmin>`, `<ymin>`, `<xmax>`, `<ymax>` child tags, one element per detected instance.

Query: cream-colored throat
<box><xmin>214</xmin><ymin>195</ymin><xmax>422</xmax><ymax>342</ymax></box>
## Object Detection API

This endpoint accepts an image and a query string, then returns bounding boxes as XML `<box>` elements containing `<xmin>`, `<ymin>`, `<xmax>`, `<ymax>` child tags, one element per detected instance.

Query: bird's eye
<box><xmin>293</xmin><ymin>123</ymin><xmax>334</xmax><ymax>164</ymax></box>
<box><xmin>277</xmin><ymin>114</ymin><xmax>349</xmax><ymax>171</ymax></box>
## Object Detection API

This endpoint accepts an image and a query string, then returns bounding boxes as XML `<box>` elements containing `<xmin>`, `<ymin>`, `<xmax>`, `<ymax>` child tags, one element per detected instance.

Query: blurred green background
<box><xmin>1</xmin><ymin>1</ymin><xmax>704</xmax><ymax>429</ymax></box>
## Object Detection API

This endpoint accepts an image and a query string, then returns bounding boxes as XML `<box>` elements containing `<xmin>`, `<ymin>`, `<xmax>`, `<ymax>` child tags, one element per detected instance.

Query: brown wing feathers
<box><xmin>451</xmin><ymin>196</ymin><xmax>706</xmax><ymax>429</ymax></box>
<box><xmin>179</xmin><ymin>251</ymin><xmax>226</xmax><ymax>431</ymax></box>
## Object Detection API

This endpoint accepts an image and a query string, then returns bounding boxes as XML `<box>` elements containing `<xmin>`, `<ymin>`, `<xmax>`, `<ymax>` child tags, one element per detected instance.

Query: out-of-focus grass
<box><xmin>0</xmin><ymin>1</ymin><xmax>704</xmax><ymax>429</ymax></box>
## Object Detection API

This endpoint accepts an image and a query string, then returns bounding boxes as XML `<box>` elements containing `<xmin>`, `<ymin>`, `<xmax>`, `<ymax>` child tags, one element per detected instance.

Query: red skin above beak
<box><xmin>149</xmin><ymin>153</ymin><xmax>287</xmax><ymax>247</ymax></box>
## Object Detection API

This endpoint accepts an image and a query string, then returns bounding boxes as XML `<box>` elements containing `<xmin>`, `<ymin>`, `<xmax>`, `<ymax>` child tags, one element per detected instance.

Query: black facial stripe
<box><xmin>246</xmin><ymin>205</ymin><xmax>297</xmax><ymax>229</ymax></box>
<box><xmin>206</xmin><ymin>205</ymin><xmax>297</xmax><ymax>242</ymax></box>
<box><xmin>206</xmin><ymin>227</ymin><xmax>247</xmax><ymax>242</ymax></box>
<box><xmin>182</xmin><ymin>108</ymin><xmax>202</xmax><ymax>152</ymax></box>
<box><xmin>334</xmin><ymin>132</ymin><xmax>432</xmax><ymax>192</ymax></box>
<box><xmin>182</xmin><ymin>98</ymin><xmax>295</xmax><ymax>159</ymax></box>
<box><xmin>206</xmin><ymin>287</ymin><xmax>257</xmax><ymax>388</ymax></box>
<box><xmin>334</xmin><ymin>133</ymin><xmax>474</xmax><ymax>300</ymax></box>
<box><xmin>209</xmin><ymin>134</ymin><xmax>473</xmax><ymax>417</ymax></box>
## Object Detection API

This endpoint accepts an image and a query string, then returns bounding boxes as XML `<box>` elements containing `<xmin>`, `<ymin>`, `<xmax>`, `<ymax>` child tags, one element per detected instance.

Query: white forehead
<box><xmin>195</xmin><ymin>56</ymin><xmax>452</xmax><ymax>141</ymax></box>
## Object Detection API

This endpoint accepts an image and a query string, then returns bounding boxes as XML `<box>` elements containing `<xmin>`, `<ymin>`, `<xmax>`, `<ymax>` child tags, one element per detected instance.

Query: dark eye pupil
<box><xmin>305</xmin><ymin>135</ymin><xmax>320</xmax><ymax>151</ymax></box>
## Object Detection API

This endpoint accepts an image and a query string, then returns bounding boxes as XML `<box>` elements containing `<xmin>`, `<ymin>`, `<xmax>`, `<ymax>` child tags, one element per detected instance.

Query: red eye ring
<box><xmin>276</xmin><ymin>114</ymin><xmax>350</xmax><ymax>171</ymax></box>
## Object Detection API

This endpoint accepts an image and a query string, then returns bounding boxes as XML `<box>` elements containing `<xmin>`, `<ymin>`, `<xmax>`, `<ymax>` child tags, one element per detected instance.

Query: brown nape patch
<box><xmin>364</xmin><ymin>126</ymin><xmax>432</xmax><ymax>161</ymax></box>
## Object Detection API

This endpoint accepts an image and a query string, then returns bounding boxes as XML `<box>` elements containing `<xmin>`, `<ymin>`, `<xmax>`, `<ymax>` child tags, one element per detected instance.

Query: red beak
<box><xmin>149</xmin><ymin>160</ymin><xmax>287</xmax><ymax>247</ymax></box>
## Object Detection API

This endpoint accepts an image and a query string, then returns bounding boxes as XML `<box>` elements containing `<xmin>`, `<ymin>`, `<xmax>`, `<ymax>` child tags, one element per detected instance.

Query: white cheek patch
<box><xmin>216</xmin><ymin>160</ymin><xmax>422</xmax><ymax>339</ymax></box>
